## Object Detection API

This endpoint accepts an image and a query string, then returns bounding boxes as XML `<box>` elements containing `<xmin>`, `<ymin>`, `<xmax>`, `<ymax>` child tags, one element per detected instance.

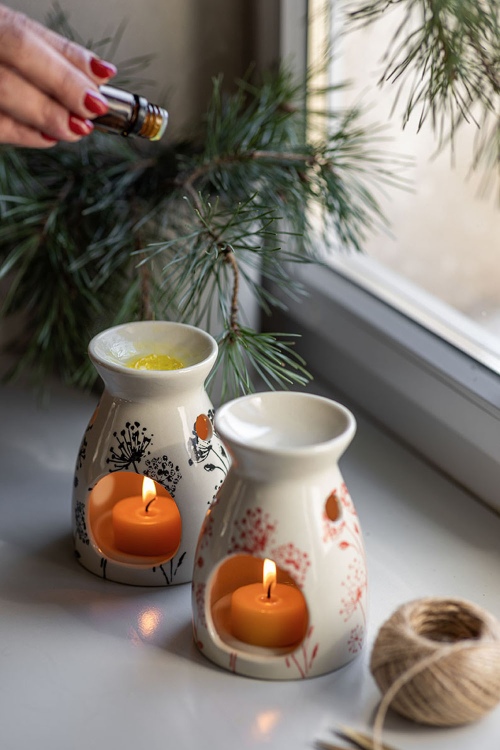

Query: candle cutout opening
<box><xmin>87</xmin><ymin>472</ymin><xmax>185</xmax><ymax>565</ymax></box>
<box><xmin>111</xmin><ymin>476</ymin><xmax>182</xmax><ymax>557</ymax></box>
<box><xmin>230</xmin><ymin>559</ymin><xmax>308</xmax><ymax>648</ymax></box>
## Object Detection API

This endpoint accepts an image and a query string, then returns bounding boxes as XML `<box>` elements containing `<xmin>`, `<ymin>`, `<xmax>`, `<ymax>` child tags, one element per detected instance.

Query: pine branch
<box><xmin>344</xmin><ymin>0</ymin><xmax>500</xmax><ymax>166</ymax></box>
<box><xmin>212</xmin><ymin>327</ymin><xmax>311</xmax><ymax>405</ymax></box>
<box><xmin>0</xmin><ymin>10</ymin><xmax>408</xmax><ymax>398</ymax></box>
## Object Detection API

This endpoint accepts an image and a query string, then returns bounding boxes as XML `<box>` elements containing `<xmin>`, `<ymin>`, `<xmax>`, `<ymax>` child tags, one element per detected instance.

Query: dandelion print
<box><xmin>145</xmin><ymin>455</ymin><xmax>182</xmax><ymax>498</ymax></box>
<box><xmin>271</xmin><ymin>543</ymin><xmax>311</xmax><ymax>588</ymax></box>
<box><xmin>107</xmin><ymin>421</ymin><xmax>153</xmax><ymax>472</ymax></box>
<box><xmin>228</xmin><ymin>507</ymin><xmax>277</xmax><ymax>555</ymax></box>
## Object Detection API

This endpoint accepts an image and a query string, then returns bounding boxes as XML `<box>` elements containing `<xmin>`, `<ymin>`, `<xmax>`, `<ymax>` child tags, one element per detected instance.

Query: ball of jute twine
<box><xmin>369</xmin><ymin>597</ymin><xmax>500</xmax><ymax>747</ymax></box>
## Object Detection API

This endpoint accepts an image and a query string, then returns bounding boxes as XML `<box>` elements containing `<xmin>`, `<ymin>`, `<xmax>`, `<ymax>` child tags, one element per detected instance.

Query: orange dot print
<box><xmin>195</xmin><ymin>414</ymin><xmax>212</xmax><ymax>441</ymax></box>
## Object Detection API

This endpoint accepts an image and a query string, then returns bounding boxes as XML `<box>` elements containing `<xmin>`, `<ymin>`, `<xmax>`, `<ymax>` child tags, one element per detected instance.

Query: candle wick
<box><xmin>145</xmin><ymin>497</ymin><xmax>155</xmax><ymax>512</ymax></box>
<box><xmin>267</xmin><ymin>582</ymin><xmax>272</xmax><ymax>599</ymax></box>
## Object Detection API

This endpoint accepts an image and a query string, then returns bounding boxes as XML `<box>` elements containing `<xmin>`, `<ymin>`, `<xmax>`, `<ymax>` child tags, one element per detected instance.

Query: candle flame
<box><xmin>142</xmin><ymin>476</ymin><xmax>157</xmax><ymax>504</ymax></box>
<box><xmin>263</xmin><ymin>558</ymin><xmax>276</xmax><ymax>594</ymax></box>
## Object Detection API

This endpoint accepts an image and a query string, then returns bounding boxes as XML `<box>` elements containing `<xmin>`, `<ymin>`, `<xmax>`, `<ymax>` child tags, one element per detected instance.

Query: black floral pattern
<box><xmin>144</xmin><ymin>455</ymin><xmax>182</xmax><ymax>498</ymax></box>
<box><xmin>154</xmin><ymin>551</ymin><xmax>187</xmax><ymax>585</ymax></box>
<box><xmin>74</xmin><ymin>500</ymin><xmax>89</xmax><ymax>545</ymax></box>
<box><xmin>76</xmin><ymin>435</ymin><xmax>88</xmax><ymax>471</ymax></box>
<box><xmin>106</xmin><ymin>421</ymin><xmax>153</xmax><ymax>472</ymax></box>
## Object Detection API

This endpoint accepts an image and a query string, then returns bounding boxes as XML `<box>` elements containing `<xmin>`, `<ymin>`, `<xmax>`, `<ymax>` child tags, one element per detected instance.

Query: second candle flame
<box><xmin>263</xmin><ymin>558</ymin><xmax>276</xmax><ymax>597</ymax></box>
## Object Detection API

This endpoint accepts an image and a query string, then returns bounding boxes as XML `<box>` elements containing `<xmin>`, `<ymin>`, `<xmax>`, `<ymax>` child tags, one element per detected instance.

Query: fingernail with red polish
<box><xmin>90</xmin><ymin>57</ymin><xmax>117</xmax><ymax>79</ymax></box>
<box><xmin>84</xmin><ymin>91</ymin><xmax>109</xmax><ymax>116</ymax></box>
<box><xmin>69</xmin><ymin>116</ymin><xmax>94</xmax><ymax>136</ymax></box>
<box><xmin>41</xmin><ymin>133</ymin><xmax>58</xmax><ymax>142</ymax></box>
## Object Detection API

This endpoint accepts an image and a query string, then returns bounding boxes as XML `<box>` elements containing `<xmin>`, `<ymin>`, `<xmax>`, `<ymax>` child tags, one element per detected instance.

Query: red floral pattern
<box><xmin>285</xmin><ymin>626</ymin><xmax>319</xmax><ymax>678</ymax></box>
<box><xmin>193</xmin><ymin>581</ymin><xmax>207</xmax><ymax>635</ymax></box>
<box><xmin>228</xmin><ymin>507</ymin><xmax>277</xmax><ymax>555</ymax></box>
<box><xmin>226</xmin><ymin>507</ymin><xmax>311</xmax><ymax>587</ymax></box>
<box><xmin>322</xmin><ymin>483</ymin><xmax>358</xmax><ymax>537</ymax></box>
<box><xmin>197</xmin><ymin>509</ymin><xmax>216</xmax><ymax>553</ymax></box>
<box><xmin>339</xmin><ymin>560</ymin><xmax>367</xmax><ymax>623</ymax></box>
<box><xmin>229</xmin><ymin>652</ymin><xmax>238</xmax><ymax>672</ymax></box>
<box><xmin>347</xmin><ymin>624</ymin><xmax>364</xmax><ymax>654</ymax></box>
<box><xmin>322</xmin><ymin>504</ymin><xmax>346</xmax><ymax>544</ymax></box>
<box><xmin>271</xmin><ymin>543</ymin><xmax>311</xmax><ymax>588</ymax></box>
<box><xmin>332</xmin><ymin>483</ymin><xmax>367</xmax><ymax>629</ymax></box>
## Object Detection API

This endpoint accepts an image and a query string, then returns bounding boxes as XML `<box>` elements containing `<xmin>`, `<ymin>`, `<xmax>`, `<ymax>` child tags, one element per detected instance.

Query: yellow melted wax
<box><xmin>127</xmin><ymin>353</ymin><xmax>185</xmax><ymax>371</ymax></box>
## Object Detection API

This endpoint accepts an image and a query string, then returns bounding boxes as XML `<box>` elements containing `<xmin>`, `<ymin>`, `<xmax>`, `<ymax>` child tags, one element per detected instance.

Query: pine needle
<box><xmin>0</xmin><ymin>7</ymin><xmax>410</xmax><ymax>398</ymax></box>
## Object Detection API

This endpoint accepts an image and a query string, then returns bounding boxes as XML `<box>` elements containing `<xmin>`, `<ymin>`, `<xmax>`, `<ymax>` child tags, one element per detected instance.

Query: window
<box><xmin>327</xmin><ymin>0</ymin><xmax>500</xmax><ymax>357</ymax></box>
<box><xmin>271</xmin><ymin>0</ymin><xmax>500</xmax><ymax>513</ymax></box>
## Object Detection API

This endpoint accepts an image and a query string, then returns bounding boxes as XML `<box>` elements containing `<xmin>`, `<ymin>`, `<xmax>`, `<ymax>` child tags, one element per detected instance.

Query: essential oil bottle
<box><xmin>94</xmin><ymin>85</ymin><xmax>168</xmax><ymax>141</ymax></box>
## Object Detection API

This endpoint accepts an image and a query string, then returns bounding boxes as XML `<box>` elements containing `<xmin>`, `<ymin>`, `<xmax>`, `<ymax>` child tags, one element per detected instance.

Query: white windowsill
<box><xmin>327</xmin><ymin>253</ymin><xmax>500</xmax><ymax>376</ymax></box>
<box><xmin>265</xmin><ymin>259</ymin><xmax>500</xmax><ymax>513</ymax></box>
<box><xmin>1</xmin><ymin>372</ymin><xmax>499</xmax><ymax>749</ymax></box>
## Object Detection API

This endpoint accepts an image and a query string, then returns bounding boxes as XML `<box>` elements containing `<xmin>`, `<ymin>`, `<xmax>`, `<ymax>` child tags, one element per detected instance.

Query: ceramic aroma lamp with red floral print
<box><xmin>72</xmin><ymin>321</ymin><xmax>229</xmax><ymax>586</ymax></box>
<box><xmin>192</xmin><ymin>391</ymin><xmax>367</xmax><ymax>679</ymax></box>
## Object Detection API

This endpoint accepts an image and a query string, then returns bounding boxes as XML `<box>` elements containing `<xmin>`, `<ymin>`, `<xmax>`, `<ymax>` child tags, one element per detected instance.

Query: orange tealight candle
<box><xmin>230</xmin><ymin>559</ymin><xmax>308</xmax><ymax>648</ymax></box>
<box><xmin>112</xmin><ymin>477</ymin><xmax>181</xmax><ymax>557</ymax></box>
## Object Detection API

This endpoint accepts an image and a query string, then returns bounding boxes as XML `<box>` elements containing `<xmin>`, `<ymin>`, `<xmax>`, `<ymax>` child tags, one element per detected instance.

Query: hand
<box><xmin>0</xmin><ymin>3</ymin><xmax>117</xmax><ymax>148</ymax></box>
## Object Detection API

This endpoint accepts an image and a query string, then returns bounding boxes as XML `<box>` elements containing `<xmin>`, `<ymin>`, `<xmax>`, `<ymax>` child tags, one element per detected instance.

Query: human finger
<box><xmin>0</xmin><ymin>6</ymin><xmax>117</xmax><ymax>85</ymax></box>
<box><xmin>20</xmin><ymin>18</ymin><xmax>117</xmax><ymax>85</ymax></box>
<box><xmin>0</xmin><ymin>63</ymin><xmax>93</xmax><ymax>142</ymax></box>
<box><xmin>0</xmin><ymin>111</ymin><xmax>58</xmax><ymax>148</ymax></box>
<box><xmin>0</xmin><ymin>6</ymin><xmax>115</xmax><ymax>121</ymax></box>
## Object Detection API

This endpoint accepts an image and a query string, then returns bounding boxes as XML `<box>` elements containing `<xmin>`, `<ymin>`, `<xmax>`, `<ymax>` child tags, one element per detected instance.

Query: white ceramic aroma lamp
<box><xmin>72</xmin><ymin>321</ymin><xmax>229</xmax><ymax>586</ymax></box>
<box><xmin>192</xmin><ymin>391</ymin><xmax>367</xmax><ymax>679</ymax></box>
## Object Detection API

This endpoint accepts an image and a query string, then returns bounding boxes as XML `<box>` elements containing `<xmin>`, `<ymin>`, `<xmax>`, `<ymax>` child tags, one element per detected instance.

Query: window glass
<box><xmin>327</xmin><ymin>3</ymin><xmax>500</xmax><ymax>340</ymax></box>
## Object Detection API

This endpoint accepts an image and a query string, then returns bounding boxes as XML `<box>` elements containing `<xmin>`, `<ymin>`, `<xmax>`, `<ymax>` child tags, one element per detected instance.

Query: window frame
<box><xmin>274</xmin><ymin>0</ymin><xmax>500</xmax><ymax>513</ymax></box>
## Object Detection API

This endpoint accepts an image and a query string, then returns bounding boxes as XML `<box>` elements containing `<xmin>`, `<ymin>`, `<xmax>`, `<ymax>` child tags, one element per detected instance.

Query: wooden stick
<box><xmin>335</xmin><ymin>725</ymin><xmax>402</xmax><ymax>750</ymax></box>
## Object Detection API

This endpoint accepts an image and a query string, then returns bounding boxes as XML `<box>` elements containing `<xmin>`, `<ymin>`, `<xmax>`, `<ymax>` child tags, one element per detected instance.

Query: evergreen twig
<box><xmin>1</xmin><ymin>1</ymin><xmax>498</xmax><ymax>398</ymax></box>
<box><xmin>0</xmin><ymin>11</ymin><xmax>409</xmax><ymax>399</ymax></box>
<box><xmin>345</xmin><ymin>0</ymin><xmax>500</xmax><ymax>173</ymax></box>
